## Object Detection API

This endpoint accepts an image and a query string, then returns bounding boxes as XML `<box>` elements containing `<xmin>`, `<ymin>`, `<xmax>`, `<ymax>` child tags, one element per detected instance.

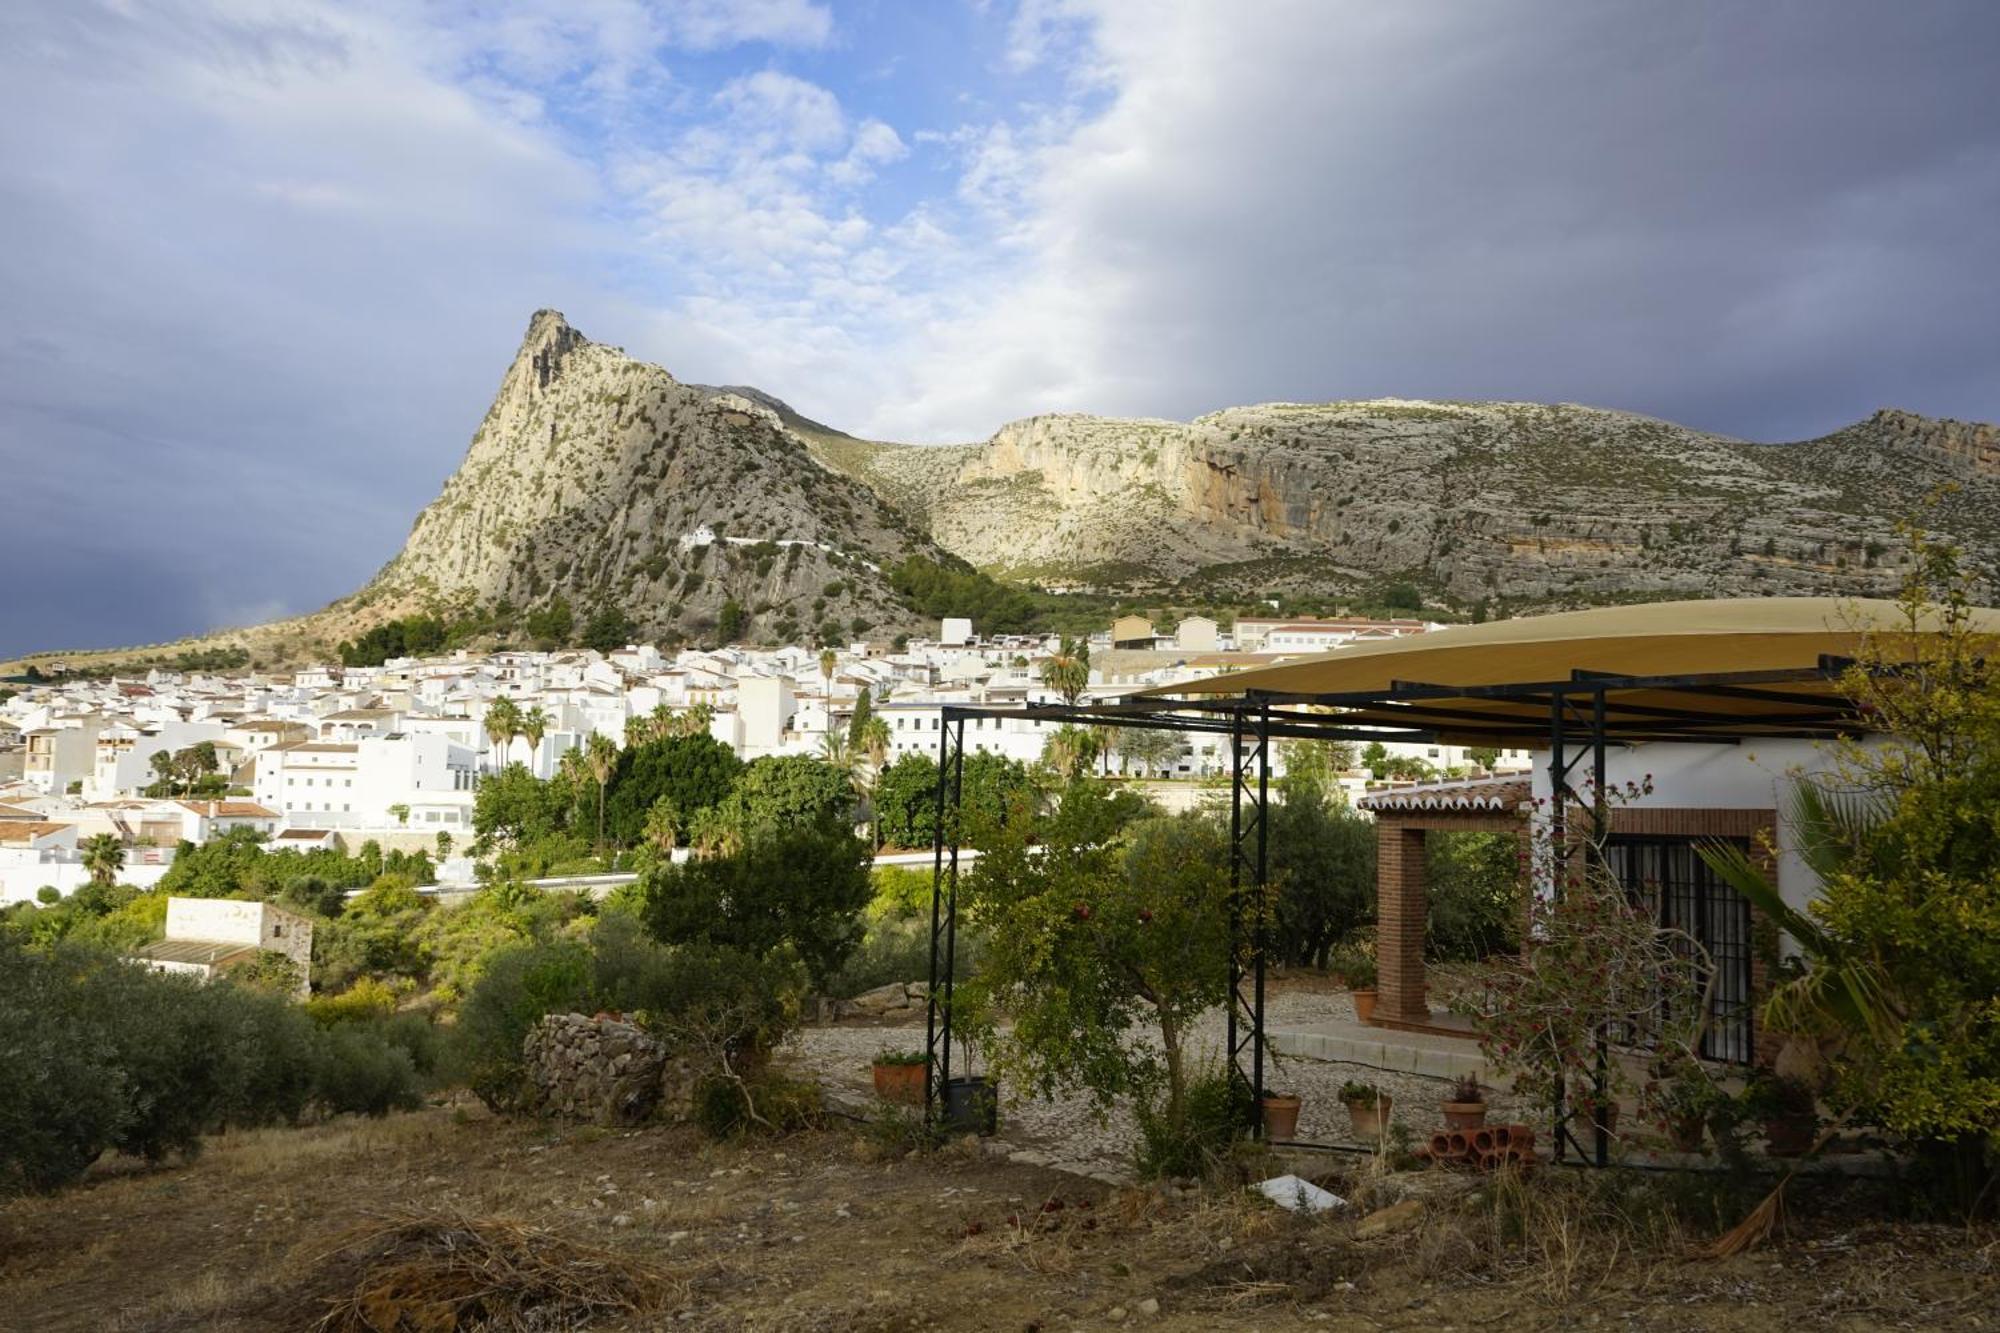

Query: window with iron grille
<box><xmin>1605</xmin><ymin>836</ymin><xmax>1756</xmax><ymax>1064</ymax></box>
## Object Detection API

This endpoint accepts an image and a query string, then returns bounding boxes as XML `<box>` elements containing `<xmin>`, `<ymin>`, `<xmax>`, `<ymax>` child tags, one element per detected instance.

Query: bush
<box><xmin>0</xmin><ymin>939</ymin><xmax>441</xmax><ymax>1194</ymax></box>
<box><xmin>637</xmin><ymin>825</ymin><xmax>871</xmax><ymax>991</ymax></box>
<box><xmin>690</xmin><ymin>1072</ymin><xmax>822</xmax><ymax>1141</ymax></box>
<box><xmin>316</xmin><ymin>1024</ymin><xmax>424</xmax><ymax>1117</ymax></box>
<box><xmin>1425</xmin><ymin>830</ymin><xmax>1523</xmax><ymax>961</ymax></box>
<box><xmin>449</xmin><ymin>940</ymin><xmax>596</xmax><ymax>1111</ymax></box>
<box><xmin>1134</xmin><ymin>1069</ymin><xmax>1254</xmax><ymax>1181</ymax></box>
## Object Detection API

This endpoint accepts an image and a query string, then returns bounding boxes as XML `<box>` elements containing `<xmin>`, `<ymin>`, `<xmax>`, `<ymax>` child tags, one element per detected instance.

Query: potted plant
<box><xmin>1259</xmin><ymin>1089</ymin><xmax>1303</xmax><ymax>1141</ymax></box>
<box><xmin>1441</xmin><ymin>1074</ymin><xmax>1486</xmax><ymax>1131</ymax></box>
<box><xmin>940</xmin><ymin>995</ymin><xmax>1000</xmax><ymax>1135</ymax></box>
<box><xmin>870</xmin><ymin>1049</ymin><xmax>927</xmax><ymax>1106</ymax></box>
<box><xmin>1339</xmin><ymin>1080</ymin><xmax>1393</xmax><ymax>1140</ymax></box>
<box><xmin>1342</xmin><ymin>952</ymin><xmax>1380</xmax><ymax>1024</ymax></box>
<box><xmin>1740</xmin><ymin>1071</ymin><xmax>1819</xmax><ymax>1157</ymax></box>
<box><xmin>1642</xmin><ymin>1055</ymin><xmax>1722</xmax><ymax>1153</ymax></box>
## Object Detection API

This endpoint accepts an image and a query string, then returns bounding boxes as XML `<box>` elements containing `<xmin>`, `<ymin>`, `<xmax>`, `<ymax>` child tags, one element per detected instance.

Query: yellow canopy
<box><xmin>1135</xmin><ymin>597</ymin><xmax>2000</xmax><ymax>744</ymax></box>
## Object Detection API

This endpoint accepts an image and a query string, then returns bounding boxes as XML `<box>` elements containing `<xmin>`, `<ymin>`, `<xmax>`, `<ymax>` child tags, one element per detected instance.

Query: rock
<box><xmin>1355</xmin><ymin>1199</ymin><xmax>1425</xmax><ymax>1239</ymax></box>
<box><xmin>1138</xmin><ymin>1297</ymin><xmax>1160</xmax><ymax>1317</ymax></box>
<box><xmin>521</xmin><ymin>1013</ymin><xmax>674</xmax><ymax>1126</ymax></box>
<box><xmin>1107</xmin><ymin>1307</ymin><xmax>1127</xmax><ymax>1322</ymax></box>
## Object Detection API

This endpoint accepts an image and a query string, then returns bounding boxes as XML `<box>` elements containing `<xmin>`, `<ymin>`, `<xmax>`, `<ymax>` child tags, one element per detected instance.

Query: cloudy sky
<box><xmin>4</xmin><ymin>1</ymin><xmax>1998</xmax><ymax>655</ymax></box>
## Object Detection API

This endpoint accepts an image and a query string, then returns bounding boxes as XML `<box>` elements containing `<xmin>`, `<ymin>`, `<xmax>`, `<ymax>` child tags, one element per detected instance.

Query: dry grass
<box><xmin>298</xmin><ymin>1210</ymin><xmax>681</xmax><ymax>1332</ymax></box>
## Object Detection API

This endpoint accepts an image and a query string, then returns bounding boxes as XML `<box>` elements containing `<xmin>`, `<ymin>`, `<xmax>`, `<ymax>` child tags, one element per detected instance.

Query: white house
<box><xmin>132</xmin><ymin>897</ymin><xmax>314</xmax><ymax>998</ymax></box>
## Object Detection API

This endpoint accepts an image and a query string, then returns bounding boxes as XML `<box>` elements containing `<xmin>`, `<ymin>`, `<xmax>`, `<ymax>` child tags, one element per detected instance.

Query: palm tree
<box><xmin>80</xmin><ymin>833</ymin><xmax>124</xmax><ymax>887</ymax></box>
<box><xmin>520</xmin><ymin>706</ymin><xmax>549</xmax><ymax>770</ymax></box>
<box><xmin>624</xmin><ymin>715</ymin><xmax>652</xmax><ymax>749</ymax></box>
<box><xmin>483</xmin><ymin>697</ymin><xmax>522</xmax><ymax>770</ymax></box>
<box><xmin>585</xmin><ymin>732</ymin><xmax>618</xmax><ymax>855</ymax></box>
<box><xmin>688</xmin><ymin>805</ymin><xmax>743</xmax><ymax>859</ymax></box>
<box><xmin>818</xmin><ymin>647</ymin><xmax>838</xmax><ymax>733</ymax></box>
<box><xmin>683</xmin><ymin>701</ymin><xmax>715</xmax><ymax>737</ymax></box>
<box><xmin>855</xmin><ymin>714</ymin><xmax>892</xmax><ymax>845</ymax></box>
<box><xmin>642</xmin><ymin>798</ymin><xmax>681</xmax><ymax>855</ymax></box>
<box><xmin>650</xmin><ymin>701</ymin><xmax>676</xmax><ymax>741</ymax></box>
<box><xmin>1042</xmin><ymin>724</ymin><xmax>1100</xmax><ymax>780</ymax></box>
<box><xmin>820</xmin><ymin>729</ymin><xmax>855</xmax><ymax>773</ymax></box>
<box><xmin>1041</xmin><ymin>637</ymin><xmax>1091</xmax><ymax>707</ymax></box>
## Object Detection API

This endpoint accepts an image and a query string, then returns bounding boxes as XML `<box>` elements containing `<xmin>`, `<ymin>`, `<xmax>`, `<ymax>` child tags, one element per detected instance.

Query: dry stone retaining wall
<box><xmin>522</xmin><ymin>1012</ymin><xmax>702</xmax><ymax>1125</ymax></box>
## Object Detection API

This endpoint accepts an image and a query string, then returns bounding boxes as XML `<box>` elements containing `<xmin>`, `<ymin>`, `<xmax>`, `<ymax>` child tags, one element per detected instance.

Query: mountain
<box><xmin>834</xmin><ymin>402</ymin><xmax>2000</xmax><ymax>608</ymax></box>
<box><xmin>349</xmin><ymin>310</ymin><xmax>945</xmax><ymax>648</ymax></box>
<box><xmin>12</xmin><ymin>311</ymin><xmax>1998</xmax><ymax>673</ymax></box>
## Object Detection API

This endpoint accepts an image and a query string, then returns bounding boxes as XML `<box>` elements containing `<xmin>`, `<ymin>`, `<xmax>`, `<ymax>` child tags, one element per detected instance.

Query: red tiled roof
<box><xmin>1356</xmin><ymin>777</ymin><xmax>1530</xmax><ymax>814</ymax></box>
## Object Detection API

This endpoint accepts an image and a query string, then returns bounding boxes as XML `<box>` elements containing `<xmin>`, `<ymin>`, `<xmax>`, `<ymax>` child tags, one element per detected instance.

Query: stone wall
<box><xmin>521</xmin><ymin>1012</ymin><xmax>702</xmax><ymax>1126</ymax></box>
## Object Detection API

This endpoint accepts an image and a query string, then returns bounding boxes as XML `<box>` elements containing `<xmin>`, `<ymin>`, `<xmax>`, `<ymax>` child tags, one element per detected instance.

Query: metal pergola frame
<box><xmin>922</xmin><ymin>660</ymin><xmax>1870</xmax><ymax>1163</ymax></box>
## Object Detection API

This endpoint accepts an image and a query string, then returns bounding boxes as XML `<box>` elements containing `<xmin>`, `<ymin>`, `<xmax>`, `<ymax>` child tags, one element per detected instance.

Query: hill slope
<box><xmin>350</xmin><ymin>310</ymin><xmax>945</xmax><ymax>647</ymax></box>
<box><xmin>11</xmin><ymin>312</ymin><xmax>1999</xmax><ymax>672</ymax></box>
<box><xmin>841</xmin><ymin>402</ymin><xmax>2000</xmax><ymax>606</ymax></box>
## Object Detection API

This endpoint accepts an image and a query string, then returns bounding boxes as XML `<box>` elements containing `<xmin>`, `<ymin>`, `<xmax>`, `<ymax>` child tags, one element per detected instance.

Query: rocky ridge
<box><xmin>19</xmin><ymin>311</ymin><xmax>1997</xmax><ymax>672</ymax></box>
<box><xmin>842</xmin><ymin>401</ymin><xmax>2000</xmax><ymax>605</ymax></box>
<box><xmin>355</xmin><ymin>310</ymin><xmax>944</xmax><ymax>646</ymax></box>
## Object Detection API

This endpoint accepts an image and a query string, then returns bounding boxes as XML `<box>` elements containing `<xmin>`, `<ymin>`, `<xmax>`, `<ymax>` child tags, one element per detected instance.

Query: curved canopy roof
<box><xmin>1147</xmin><ymin>598</ymin><xmax>1999</xmax><ymax>698</ymax></box>
<box><xmin>1128</xmin><ymin>597</ymin><xmax>2000</xmax><ymax>746</ymax></box>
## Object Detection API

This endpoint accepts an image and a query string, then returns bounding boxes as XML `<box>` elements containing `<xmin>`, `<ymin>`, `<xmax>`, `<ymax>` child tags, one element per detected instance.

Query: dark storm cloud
<box><xmin>972</xmin><ymin>1</ymin><xmax>2000</xmax><ymax>443</ymax></box>
<box><xmin>4</xmin><ymin>0</ymin><xmax>1999</xmax><ymax>655</ymax></box>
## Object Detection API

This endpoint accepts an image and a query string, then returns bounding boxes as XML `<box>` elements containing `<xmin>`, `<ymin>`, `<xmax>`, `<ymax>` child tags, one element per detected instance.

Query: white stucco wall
<box><xmin>1527</xmin><ymin>738</ymin><xmax>1847</xmax><ymax>917</ymax></box>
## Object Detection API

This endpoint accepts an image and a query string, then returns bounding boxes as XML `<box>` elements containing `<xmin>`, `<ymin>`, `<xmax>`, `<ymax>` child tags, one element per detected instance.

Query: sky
<box><xmin>3</xmin><ymin>1</ymin><xmax>1998</xmax><ymax>656</ymax></box>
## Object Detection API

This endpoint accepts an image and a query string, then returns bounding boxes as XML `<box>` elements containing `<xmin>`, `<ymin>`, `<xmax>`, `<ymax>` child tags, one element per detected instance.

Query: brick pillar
<box><xmin>1376</xmin><ymin>820</ymin><xmax>1429</xmax><ymax>1023</ymax></box>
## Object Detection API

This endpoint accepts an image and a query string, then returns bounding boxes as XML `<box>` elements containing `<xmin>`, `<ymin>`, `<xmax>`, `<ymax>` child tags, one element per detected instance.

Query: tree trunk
<box><xmin>1159</xmin><ymin>1013</ymin><xmax>1187</xmax><ymax>1129</ymax></box>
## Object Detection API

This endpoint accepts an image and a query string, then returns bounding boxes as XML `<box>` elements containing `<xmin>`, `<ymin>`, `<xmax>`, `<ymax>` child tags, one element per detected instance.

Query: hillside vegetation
<box><xmin>13</xmin><ymin>310</ymin><xmax>2000</xmax><ymax>670</ymax></box>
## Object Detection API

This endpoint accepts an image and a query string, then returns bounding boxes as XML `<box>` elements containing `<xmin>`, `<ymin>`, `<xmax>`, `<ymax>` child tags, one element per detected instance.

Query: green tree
<box><xmin>483</xmin><ymin>697</ymin><xmax>522</xmax><ymax>769</ymax></box>
<box><xmin>637</xmin><ymin>824</ymin><xmax>873</xmax><ymax>990</ymax></box>
<box><xmin>472</xmin><ymin>762</ymin><xmax>561</xmax><ymax>845</ymax></box>
<box><xmin>585</xmin><ymin>732</ymin><xmax>619</xmax><ymax>855</ymax></box>
<box><xmin>80</xmin><ymin>834</ymin><xmax>125</xmax><ymax>888</ymax></box>
<box><xmin>1267</xmin><ymin>781</ymin><xmax>1376</xmax><ymax>969</ymax></box>
<box><xmin>519</xmin><ymin>705</ymin><xmax>550</xmax><ymax>766</ymax></box>
<box><xmin>716</xmin><ymin>599</ymin><xmax>747</xmax><ymax>644</ymax></box>
<box><xmin>603</xmin><ymin>733</ymin><xmax>742</xmax><ymax>848</ymax></box>
<box><xmin>1040</xmin><ymin>637</ymin><xmax>1091</xmax><ymax>707</ymax></box>
<box><xmin>1041</xmin><ymin>724</ymin><xmax>1100</xmax><ymax>780</ymax></box>
<box><xmin>525</xmin><ymin>596</ymin><xmax>575</xmax><ymax>649</ymax></box>
<box><xmin>846</xmin><ymin>684</ymin><xmax>875</xmax><ymax>746</ymax></box>
<box><xmin>960</xmin><ymin>791</ymin><xmax>1229</xmax><ymax>1135</ymax></box>
<box><xmin>388</xmin><ymin>803</ymin><xmax>411</xmax><ymax>828</ymax></box>
<box><xmin>722</xmin><ymin>755</ymin><xmax>855</xmax><ymax>839</ymax></box>
<box><xmin>582</xmin><ymin>604</ymin><xmax>636</xmax><ymax>653</ymax></box>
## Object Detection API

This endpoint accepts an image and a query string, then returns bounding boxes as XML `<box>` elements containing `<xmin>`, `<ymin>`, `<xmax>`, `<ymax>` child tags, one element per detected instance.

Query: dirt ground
<box><xmin>1</xmin><ymin>1098</ymin><xmax>1994</xmax><ymax>1333</ymax></box>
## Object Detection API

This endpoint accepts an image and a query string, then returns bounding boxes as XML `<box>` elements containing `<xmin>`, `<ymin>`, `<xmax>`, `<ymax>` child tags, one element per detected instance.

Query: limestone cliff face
<box><xmin>851</xmin><ymin>399</ymin><xmax>2000</xmax><ymax>605</ymax></box>
<box><xmin>362</xmin><ymin>311</ymin><xmax>939</xmax><ymax>643</ymax></box>
<box><xmin>367</xmin><ymin>314</ymin><xmax>2000</xmax><ymax>627</ymax></box>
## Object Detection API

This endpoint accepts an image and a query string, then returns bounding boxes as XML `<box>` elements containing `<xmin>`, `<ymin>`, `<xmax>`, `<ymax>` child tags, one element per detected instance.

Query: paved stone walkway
<box><xmin>784</xmin><ymin>989</ymin><xmax>1537</xmax><ymax>1182</ymax></box>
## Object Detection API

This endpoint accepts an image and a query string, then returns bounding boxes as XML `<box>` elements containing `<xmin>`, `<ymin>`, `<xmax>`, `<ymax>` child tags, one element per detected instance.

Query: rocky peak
<box><xmin>1864</xmin><ymin>407</ymin><xmax>2000</xmax><ymax>477</ymax></box>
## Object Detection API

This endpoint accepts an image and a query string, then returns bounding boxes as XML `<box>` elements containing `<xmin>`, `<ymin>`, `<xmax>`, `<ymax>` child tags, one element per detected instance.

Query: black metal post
<box><xmin>923</xmin><ymin>712</ymin><xmax>965</xmax><ymax>1125</ymax></box>
<box><xmin>1548</xmin><ymin>690</ymin><xmax>1568</xmax><ymax>1162</ymax></box>
<box><xmin>1589</xmin><ymin>688</ymin><xmax>1610</xmax><ymax>1167</ymax></box>
<box><xmin>1252</xmin><ymin>700</ymin><xmax>1270</xmax><ymax>1107</ymax></box>
<box><xmin>1226</xmin><ymin>705</ymin><xmax>1244</xmax><ymax>1113</ymax></box>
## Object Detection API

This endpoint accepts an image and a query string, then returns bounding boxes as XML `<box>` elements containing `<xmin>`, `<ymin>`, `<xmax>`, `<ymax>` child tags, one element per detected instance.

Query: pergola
<box><xmin>921</xmin><ymin>597</ymin><xmax>1999</xmax><ymax>1161</ymax></box>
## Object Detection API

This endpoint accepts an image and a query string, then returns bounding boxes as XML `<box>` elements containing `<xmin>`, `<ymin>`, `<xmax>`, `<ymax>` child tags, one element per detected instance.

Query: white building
<box><xmin>132</xmin><ymin>897</ymin><xmax>314</xmax><ymax>998</ymax></box>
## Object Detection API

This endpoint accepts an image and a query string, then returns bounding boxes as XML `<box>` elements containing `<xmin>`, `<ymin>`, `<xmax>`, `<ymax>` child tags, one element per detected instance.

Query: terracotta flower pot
<box><xmin>1260</xmin><ymin>1094</ymin><xmax>1302</xmax><ymax>1141</ymax></box>
<box><xmin>1442</xmin><ymin>1100</ymin><xmax>1487</xmax><ymax>1132</ymax></box>
<box><xmin>871</xmin><ymin>1061</ymin><xmax>926</xmax><ymax>1106</ymax></box>
<box><xmin>1351</xmin><ymin>989</ymin><xmax>1378</xmax><ymax>1024</ymax></box>
<box><xmin>1344</xmin><ymin>1094</ymin><xmax>1393</xmax><ymax>1141</ymax></box>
